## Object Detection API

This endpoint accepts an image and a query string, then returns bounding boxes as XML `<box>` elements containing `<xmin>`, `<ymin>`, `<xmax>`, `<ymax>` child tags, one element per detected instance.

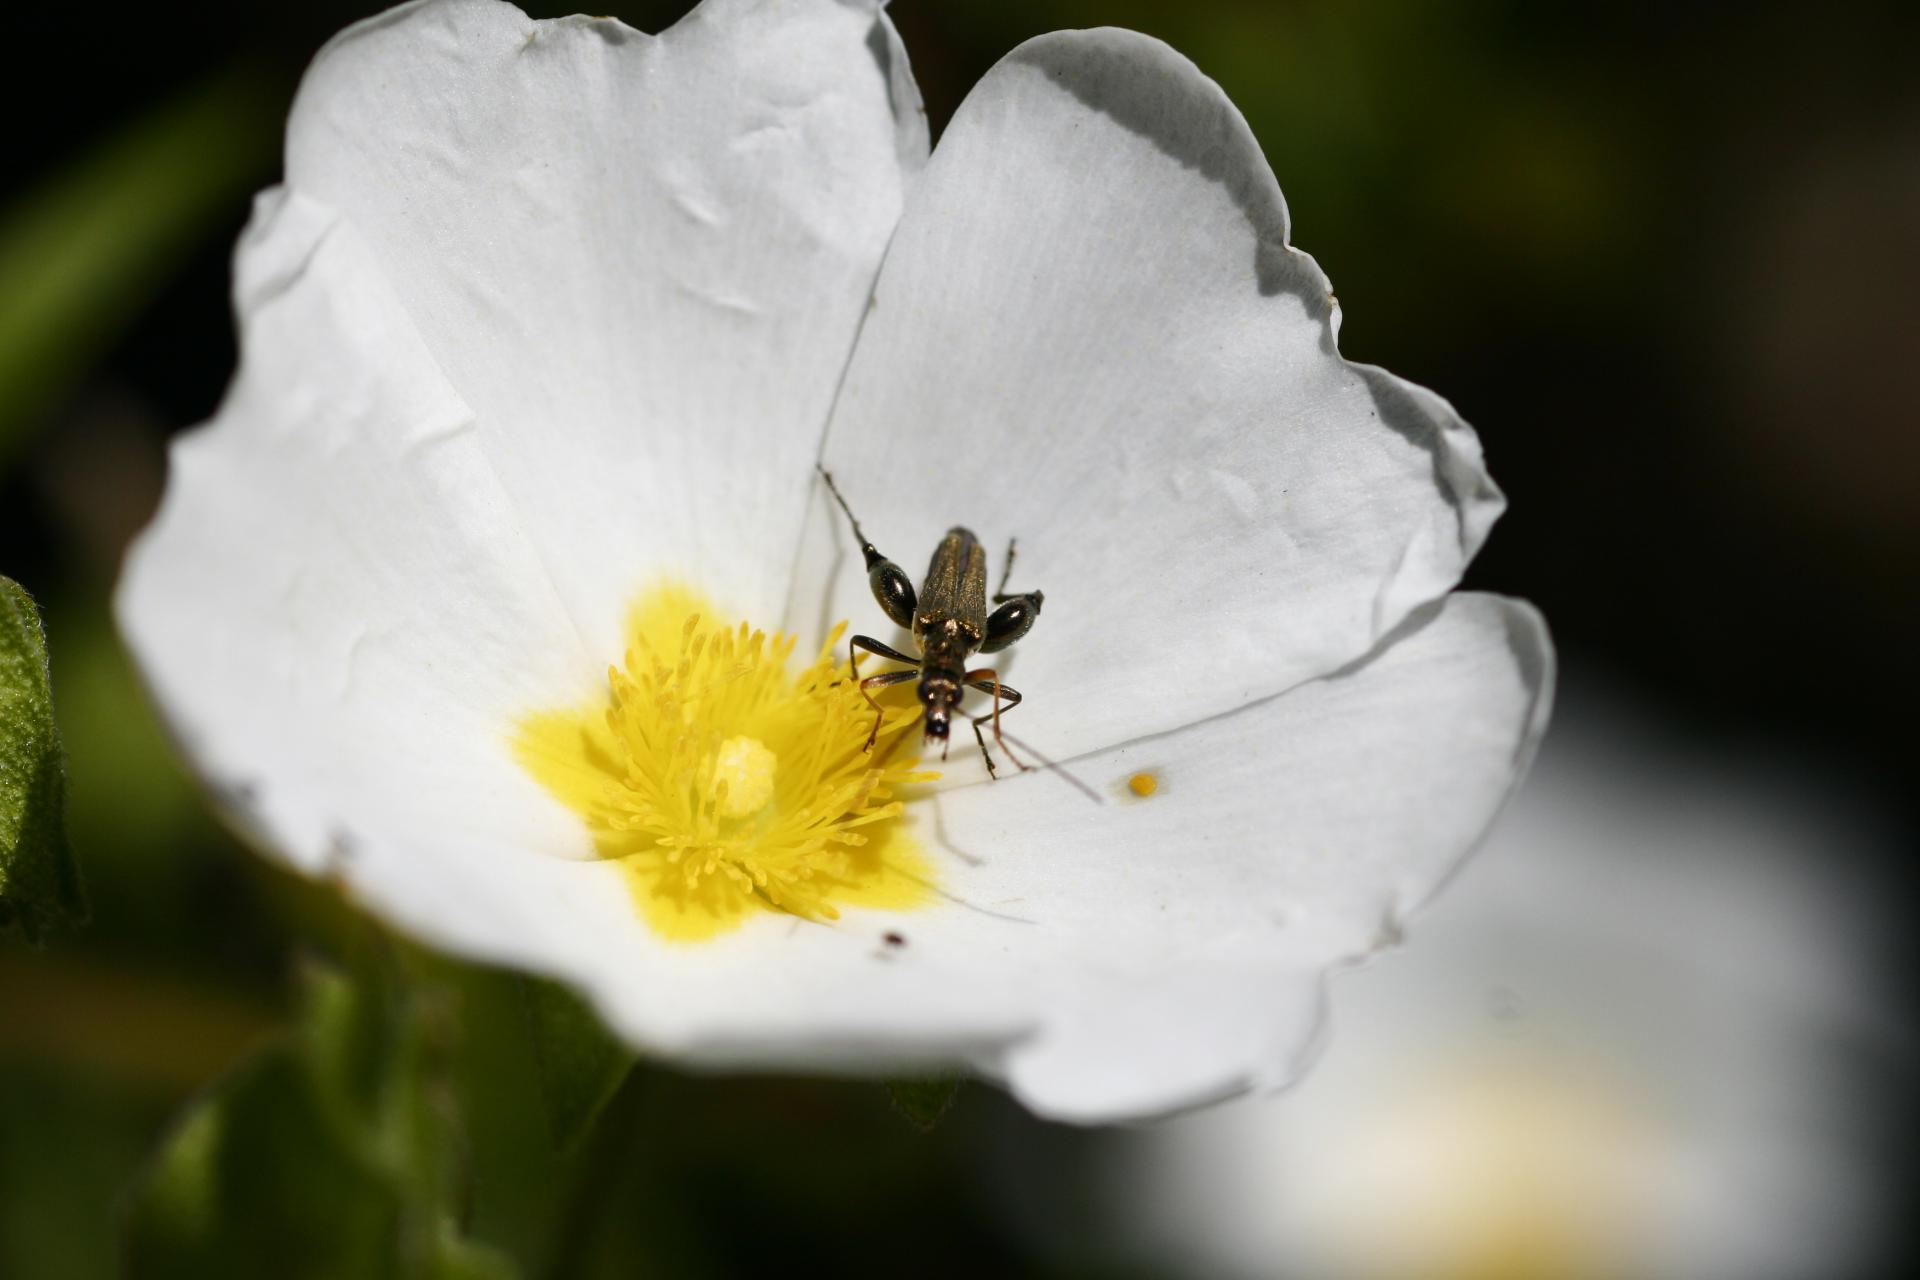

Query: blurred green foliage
<box><xmin>887</xmin><ymin>1078</ymin><xmax>963</xmax><ymax>1133</ymax></box>
<box><xmin>518</xmin><ymin>978</ymin><xmax>635</xmax><ymax>1155</ymax></box>
<box><xmin>0</xmin><ymin>576</ymin><xmax>84</xmax><ymax>941</ymax></box>
<box><xmin>125</xmin><ymin>955</ymin><xmax>517</xmax><ymax>1280</ymax></box>
<box><xmin>0</xmin><ymin>67</ymin><xmax>280</xmax><ymax>470</ymax></box>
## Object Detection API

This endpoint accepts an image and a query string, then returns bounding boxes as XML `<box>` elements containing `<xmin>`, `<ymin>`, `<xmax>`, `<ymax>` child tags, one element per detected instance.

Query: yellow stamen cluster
<box><xmin>515</xmin><ymin>588</ymin><xmax>939</xmax><ymax>941</ymax></box>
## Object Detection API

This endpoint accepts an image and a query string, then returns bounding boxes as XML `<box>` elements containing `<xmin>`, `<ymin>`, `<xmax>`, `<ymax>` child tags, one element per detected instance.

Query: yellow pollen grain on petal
<box><xmin>511</xmin><ymin>584</ymin><xmax>940</xmax><ymax>943</ymax></box>
<box><xmin>1128</xmin><ymin>771</ymin><xmax>1159</xmax><ymax>798</ymax></box>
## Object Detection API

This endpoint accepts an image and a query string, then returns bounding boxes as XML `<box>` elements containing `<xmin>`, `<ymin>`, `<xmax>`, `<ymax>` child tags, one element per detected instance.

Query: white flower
<box><xmin>1108</xmin><ymin>709</ymin><xmax>1885</xmax><ymax>1273</ymax></box>
<box><xmin>114</xmin><ymin>0</ymin><xmax>1551</xmax><ymax>1122</ymax></box>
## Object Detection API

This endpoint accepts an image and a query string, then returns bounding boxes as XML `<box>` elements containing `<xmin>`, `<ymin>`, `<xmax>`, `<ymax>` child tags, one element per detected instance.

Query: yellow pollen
<box><xmin>512</xmin><ymin>585</ymin><xmax>940</xmax><ymax>942</ymax></box>
<box><xmin>713</xmin><ymin>735</ymin><xmax>778</xmax><ymax>819</ymax></box>
<box><xmin>1128</xmin><ymin>771</ymin><xmax>1159</xmax><ymax>798</ymax></box>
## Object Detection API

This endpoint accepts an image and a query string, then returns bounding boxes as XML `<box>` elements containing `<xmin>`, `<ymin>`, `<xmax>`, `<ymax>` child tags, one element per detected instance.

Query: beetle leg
<box><xmin>847</xmin><ymin>633</ymin><xmax>919</xmax><ymax>684</ymax></box>
<box><xmin>967</xmin><ymin>717</ymin><xmax>998</xmax><ymax>779</ymax></box>
<box><xmin>982</xmin><ymin>542</ymin><xmax>1043</xmax><ymax>655</ymax></box>
<box><xmin>979</xmin><ymin>591</ymin><xmax>1043</xmax><ymax>654</ymax></box>
<box><xmin>964</xmin><ymin>669</ymin><xmax>1029</xmax><ymax>777</ymax></box>
<box><xmin>991</xmin><ymin>537</ymin><xmax>1041</xmax><ymax>602</ymax></box>
<box><xmin>857</xmin><ymin>669</ymin><xmax>919</xmax><ymax>751</ymax></box>
<box><xmin>993</xmin><ymin>537</ymin><xmax>1019</xmax><ymax>599</ymax></box>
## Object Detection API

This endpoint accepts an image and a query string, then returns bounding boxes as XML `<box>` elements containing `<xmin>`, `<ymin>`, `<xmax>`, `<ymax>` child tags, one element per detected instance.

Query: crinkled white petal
<box><xmin>796</xmin><ymin>27</ymin><xmax>1501</xmax><ymax>764</ymax></box>
<box><xmin>935</xmin><ymin>593</ymin><xmax>1552</xmax><ymax>1119</ymax></box>
<box><xmin>117</xmin><ymin>0</ymin><xmax>921</xmax><ymax>924</ymax></box>
<box><xmin>566</xmin><ymin>593</ymin><xmax>1550</xmax><ymax>1122</ymax></box>
<box><xmin>289</xmin><ymin>0</ymin><xmax>925</xmax><ymax>650</ymax></box>
<box><xmin>1110</xmin><ymin>712</ymin><xmax>1883</xmax><ymax>1277</ymax></box>
<box><xmin>127</xmin><ymin>185</ymin><xmax>1544</xmax><ymax>1108</ymax></box>
<box><xmin>117</xmin><ymin>3</ymin><xmax>1549</xmax><ymax>1125</ymax></box>
<box><xmin>117</xmin><ymin>189</ymin><xmax>594</xmax><ymax>873</ymax></box>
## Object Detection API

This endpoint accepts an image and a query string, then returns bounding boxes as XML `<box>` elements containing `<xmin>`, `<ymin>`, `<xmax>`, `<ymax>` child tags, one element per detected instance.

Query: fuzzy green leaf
<box><xmin>518</xmin><ymin>977</ymin><xmax>634</xmax><ymax>1154</ymax></box>
<box><xmin>124</xmin><ymin>962</ymin><xmax>517</xmax><ymax>1280</ymax></box>
<box><xmin>0</xmin><ymin>576</ymin><xmax>85</xmax><ymax>942</ymax></box>
<box><xmin>886</xmin><ymin>1078</ymin><xmax>962</xmax><ymax>1133</ymax></box>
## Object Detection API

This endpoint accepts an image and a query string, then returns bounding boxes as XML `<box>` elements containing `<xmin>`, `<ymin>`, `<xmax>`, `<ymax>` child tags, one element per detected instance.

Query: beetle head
<box><xmin>919</xmin><ymin>673</ymin><xmax>962</xmax><ymax>754</ymax></box>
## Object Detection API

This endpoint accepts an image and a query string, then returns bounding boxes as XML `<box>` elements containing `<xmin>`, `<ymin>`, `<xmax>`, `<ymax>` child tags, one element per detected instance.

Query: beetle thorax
<box><xmin>917</xmin><ymin>616</ymin><xmax>978</xmax><ymax>666</ymax></box>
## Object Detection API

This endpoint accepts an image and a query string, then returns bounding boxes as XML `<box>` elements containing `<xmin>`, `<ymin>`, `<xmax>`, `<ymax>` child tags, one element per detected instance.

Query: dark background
<box><xmin>2</xmin><ymin>2</ymin><xmax>1913</xmax><ymax>1276</ymax></box>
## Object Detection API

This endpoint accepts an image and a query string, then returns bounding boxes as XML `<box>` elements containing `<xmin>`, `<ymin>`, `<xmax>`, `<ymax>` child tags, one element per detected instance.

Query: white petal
<box><xmin>117</xmin><ymin>7</ymin><xmax>1544</xmax><ymax>1126</ymax></box>
<box><xmin>940</xmin><ymin>592</ymin><xmax>1553</xmax><ymax>1119</ymax></box>
<box><xmin>799</xmin><ymin>28</ymin><xmax>1500</xmax><ymax>763</ymax></box>
<box><xmin>545</xmin><ymin>593</ymin><xmax>1549</xmax><ymax>1122</ymax></box>
<box><xmin>123</xmin><ymin>172</ymin><xmax>1545</xmax><ymax>1115</ymax></box>
<box><xmin>288</xmin><ymin>0</ymin><xmax>925</xmax><ymax>652</ymax></box>
<box><xmin>117</xmin><ymin>189</ymin><xmax>594</xmax><ymax>876</ymax></box>
<box><xmin>1111</xmin><ymin>709</ymin><xmax>1884</xmax><ymax>1278</ymax></box>
<box><xmin>112</xmin><ymin>192</ymin><xmax>741</xmax><ymax>1017</ymax></box>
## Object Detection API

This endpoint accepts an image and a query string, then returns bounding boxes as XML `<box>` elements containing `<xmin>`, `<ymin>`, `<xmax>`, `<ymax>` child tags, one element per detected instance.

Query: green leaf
<box><xmin>518</xmin><ymin>977</ymin><xmax>634</xmax><ymax>1154</ymax></box>
<box><xmin>124</xmin><ymin>960</ymin><xmax>518</xmax><ymax>1280</ymax></box>
<box><xmin>0</xmin><ymin>576</ymin><xmax>85</xmax><ymax>942</ymax></box>
<box><xmin>0</xmin><ymin>65</ymin><xmax>281</xmax><ymax>467</ymax></box>
<box><xmin>886</xmin><ymin>1078</ymin><xmax>962</xmax><ymax>1133</ymax></box>
<box><xmin>427</xmin><ymin>1231</ymin><xmax>521</xmax><ymax>1280</ymax></box>
<box><xmin>126</xmin><ymin>1042</ymin><xmax>407</xmax><ymax>1280</ymax></box>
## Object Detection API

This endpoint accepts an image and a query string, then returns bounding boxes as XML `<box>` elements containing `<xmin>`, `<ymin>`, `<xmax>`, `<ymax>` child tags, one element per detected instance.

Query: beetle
<box><xmin>817</xmin><ymin>466</ymin><xmax>1044</xmax><ymax>778</ymax></box>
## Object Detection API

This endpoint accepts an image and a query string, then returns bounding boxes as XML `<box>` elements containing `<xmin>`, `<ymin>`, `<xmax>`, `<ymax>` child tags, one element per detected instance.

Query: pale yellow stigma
<box><xmin>512</xmin><ymin>585</ymin><xmax>940</xmax><ymax>941</ymax></box>
<box><xmin>713</xmin><ymin>735</ymin><xmax>778</xmax><ymax>819</ymax></box>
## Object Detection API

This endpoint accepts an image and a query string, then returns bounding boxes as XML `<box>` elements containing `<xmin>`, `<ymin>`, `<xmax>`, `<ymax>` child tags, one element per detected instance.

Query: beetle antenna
<box><xmin>815</xmin><ymin>465</ymin><xmax>871</xmax><ymax>547</ymax></box>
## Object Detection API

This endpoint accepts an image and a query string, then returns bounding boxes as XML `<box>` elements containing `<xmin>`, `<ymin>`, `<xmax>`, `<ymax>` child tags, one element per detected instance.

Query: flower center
<box><xmin>713</xmin><ymin>735</ymin><xmax>778</xmax><ymax>819</ymax></box>
<box><xmin>513</xmin><ymin>585</ymin><xmax>939</xmax><ymax>942</ymax></box>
